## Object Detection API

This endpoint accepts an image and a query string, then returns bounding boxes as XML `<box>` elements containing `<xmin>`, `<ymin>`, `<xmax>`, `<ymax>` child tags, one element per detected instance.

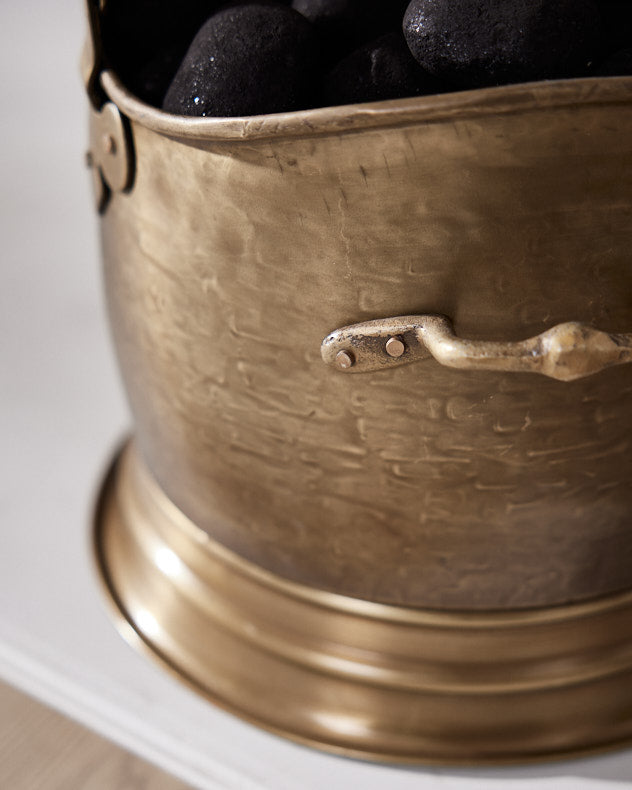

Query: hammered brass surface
<box><xmin>321</xmin><ymin>315</ymin><xmax>632</xmax><ymax>380</ymax></box>
<box><xmin>99</xmin><ymin>75</ymin><xmax>632</xmax><ymax>610</ymax></box>
<box><xmin>94</xmin><ymin>442</ymin><xmax>632</xmax><ymax>764</ymax></box>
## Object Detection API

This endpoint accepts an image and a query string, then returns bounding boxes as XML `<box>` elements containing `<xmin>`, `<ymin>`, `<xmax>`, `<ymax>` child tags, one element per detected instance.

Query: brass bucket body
<box><xmin>89</xmin><ymin>64</ymin><xmax>632</xmax><ymax>762</ymax></box>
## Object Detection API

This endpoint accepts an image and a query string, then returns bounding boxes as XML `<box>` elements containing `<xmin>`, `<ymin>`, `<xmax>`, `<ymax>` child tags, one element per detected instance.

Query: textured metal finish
<box><xmin>335</xmin><ymin>350</ymin><xmax>355</xmax><ymax>369</ymax></box>
<box><xmin>322</xmin><ymin>315</ymin><xmax>632</xmax><ymax>380</ymax></box>
<box><xmin>94</xmin><ymin>442</ymin><xmax>632</xmax><ymax>765</ymax></box>
<box><xmin>385</xmin><ymin>336</ymin><xmax>405</xmax><ymax>358</ymax></box>
<box><xmin>87</xmin><ymin>101</ymin><xmax>134</xmax><ymax>213</ymax></box>
<box><xmin>98</xmin><ymin>73</ymin><xmax>632</xmax><ymax>610</ymax></box>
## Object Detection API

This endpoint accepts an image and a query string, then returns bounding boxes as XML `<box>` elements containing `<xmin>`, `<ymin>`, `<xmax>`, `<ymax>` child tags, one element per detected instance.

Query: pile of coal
<box><xmin>163</xmin><ymin>6</ymin><xmax>317</xmax><ymax>116</ymax></box>
<box><xmin>100</xmin><ymin>0</ymin><xmax>632</xmax><ymax>117</ymax></box>
<box><xmin>402</xmin><ymin>0</ymin><xmax>605</xmax><ymax>89</ymax></box>
<box><xmin>601</xmin><ymin>0</ymin><xmax>632</xmax><ymax>52</ymax></box>
<box><xmin>290</xmin><ymin>0</ymin><xmax>409</xmax><ymax>63</ymax></box>
<box><xmin>322</xmin><ymin>32</ymin><xmax>441</xmax><ymax>106</ymax></box>
<box><xmin>101</xmin><ymin>0</ymin><xmax>213</xmax><ymax>106</ymax></box>
<box><xmin>597</xmin><ymin>0</ymin><xmax>632</xmax><ymax>75</ymax></box>
<box><xmin>596</xmin><ymin>49</ymin><xmax>632</xmax><ymax>77</ymax></box>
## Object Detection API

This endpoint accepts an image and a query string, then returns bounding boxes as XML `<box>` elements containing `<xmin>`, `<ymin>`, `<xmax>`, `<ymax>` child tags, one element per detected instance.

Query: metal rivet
<box><xmin>102</xmin><ymin>134</ymin><xmax>116</xmax><ymax>155</ymax></box>
<box><xmin>335</xmin><ymin>350</ymin><xmax>355</xmax><ymax>370</ymax></box>
<box><xmin>385</xmin><ymin>337</ymin><xmax>405</xmax><ymax>358</ymax></box>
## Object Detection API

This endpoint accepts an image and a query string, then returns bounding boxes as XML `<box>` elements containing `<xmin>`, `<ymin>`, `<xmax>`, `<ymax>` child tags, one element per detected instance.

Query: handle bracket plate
<box><xmin>322</xmin><ymin>315</ymin><xmax>632</xmax><ymax>382</ymax></box>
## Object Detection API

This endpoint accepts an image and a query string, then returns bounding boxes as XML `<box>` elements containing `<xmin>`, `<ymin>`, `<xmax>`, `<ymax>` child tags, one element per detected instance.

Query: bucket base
<box><xmin>93</xmin><ymin>441</ymin><xmax>632</xmax><ymax>765</ymax></box>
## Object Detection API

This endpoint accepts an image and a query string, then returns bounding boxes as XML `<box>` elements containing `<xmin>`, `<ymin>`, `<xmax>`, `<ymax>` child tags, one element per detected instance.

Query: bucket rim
<box><xmin>101</xmin><ymin>70</ymin><xmax>632</xmax><ymax>143</ymax></box>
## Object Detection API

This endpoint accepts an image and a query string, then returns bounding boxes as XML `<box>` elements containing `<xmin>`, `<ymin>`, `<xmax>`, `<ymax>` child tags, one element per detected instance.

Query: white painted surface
<box><xmin>0</xmin><ymin>2</ymin><xmax>631</xmax><ymax>788</ymax></box>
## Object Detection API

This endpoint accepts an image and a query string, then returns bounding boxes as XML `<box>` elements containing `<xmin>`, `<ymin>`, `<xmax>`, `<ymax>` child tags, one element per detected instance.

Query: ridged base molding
<box><xmin>94</xmin><ymin>442</ymin><xmax>632</xmax><ymax>765</ymax></box>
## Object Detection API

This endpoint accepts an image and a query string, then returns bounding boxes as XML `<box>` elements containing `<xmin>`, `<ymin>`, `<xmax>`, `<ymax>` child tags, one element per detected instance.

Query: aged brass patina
<box><xmin>87</xmin><ymin>101</ymin><xmax>134</xmax><ymax>212</ymax></box>
<box><xmin>85</xmin><ymin>1</ymin><xmax>632</xmax><ymax>762</ymax></box>
<box><xmin>95</xmin><ymin>442</ymin><xmax>632</xmax><ymax>764</ymax></box>
<box><xmin>94</xmin><ymin>71</ymin><xmax>632</xmax><ymax>611</ymax></box>
<box><xmin>322</xmin><ymin>315</ymin><xmax>632</xmax><ymax>379</ymax></box>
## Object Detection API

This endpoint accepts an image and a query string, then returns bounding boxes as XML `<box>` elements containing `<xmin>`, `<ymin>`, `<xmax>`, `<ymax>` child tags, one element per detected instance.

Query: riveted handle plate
<box><xmin>322</xmin><ymin>315</ymin><xmax>632</xmax><ymax>382</ymax></box>
<box><xmin>321</xmin><ymin>316</ymin><xmax>433</xmax><ymax>373</ymax></box>
<box><xmin>87</xmin><ymin>102</ymin><xmax>134</xmax><ymax>213</ymax></box>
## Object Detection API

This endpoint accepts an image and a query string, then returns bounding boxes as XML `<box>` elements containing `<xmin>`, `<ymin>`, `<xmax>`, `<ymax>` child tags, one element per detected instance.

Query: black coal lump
<box><xmin>323</xmin><ymin>32</ymin><xmax>442</xmax><ymax>106</ymax></box>
<box><xmin>219</xmin><ymin>0</ymin><xmax>292</xmax><ymax>9</ymax></box>
<box><xmin>102</xmin><ymin>0</ymin><xmax>216</xmax><ymax>105</ymax></box>
<box><xmin>595</xmin><ymin>49</ymin><xmax>632</xmax><ymax>76</ymax></box>
<box><xmin>163</xmin><ymin>5</ymin><xmax>318</xmax><ymax>117</ymax></box>
<box><xmin>403</xmin><ymin>0</ymin><xmax>605</xmax><ymax>89</ymax></box>
<box><xmin>292</xmin><ymin>0</ymin><xmax>410</xmax><ymax>61</ymax></box>
<box><xmin>599</xmin><ymin>1</ymin><xmax>632</xmax><ymax>53</ymax></box>
<box><xmin>124</xmin><ymin>47</ymin><xmax>186</xmax><ymax>107</ymax></box>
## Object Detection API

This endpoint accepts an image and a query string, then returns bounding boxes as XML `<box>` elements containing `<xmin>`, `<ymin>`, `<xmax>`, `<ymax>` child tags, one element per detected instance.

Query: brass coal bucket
<box><xmin>84</xmin><ymin>8</ymin><xmax>632</xmax><ymax>764</ymax></box>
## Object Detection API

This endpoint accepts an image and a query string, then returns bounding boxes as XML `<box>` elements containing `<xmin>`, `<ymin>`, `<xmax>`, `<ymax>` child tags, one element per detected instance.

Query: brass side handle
<box><xmin>83</xmin><ymin>1</ymin><xmax>136</xmax><ymax>214</ymax></box>
<box><xmin>321</xmin><ymin>316</ymin><xmax>632</xmax><ymax>382</ymax></box>
<box><xmin>86</xmin><ymin>102</ymin><xmax>135</xmax><ymax>214</ymax></box>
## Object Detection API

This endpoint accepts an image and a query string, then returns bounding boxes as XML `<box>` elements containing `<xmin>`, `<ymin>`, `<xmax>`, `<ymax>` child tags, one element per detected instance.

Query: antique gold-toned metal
<box><xmin>96</xmin><ymin>71</ymin><xmax>632</xmax><ymax>612</ymax></box>
<box><xmin>335</xmin><ymin>350</ymin><xmax>355</xmax><ymax>370</ymax></box>
<box><xmin>86</xmin><ymin>7</ymin><xmax>632</xmax><ymax>759</ymax></box>
<box><xmin>102</xmin><ymin>133</ymin><xmax>116</xmax><ymax>155</ymax></box>
<box><xmin>322</xmin><ymin>315</ymin><xmax>632</xmax><ymax>380</ymax></box>
<box><xmin>94</xmin><ymin>441</ymin><xmax>632</xmax><ymax>764</ymax></box>
<box><xmin>87</xmin><ymin>101</ymin><xmax>134</xmax><ymax>213</ymax></box>
<box><xmin>385</xmin><ymin>336</ymin><xmax>406</xmax><ymax>358</ymax></box>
